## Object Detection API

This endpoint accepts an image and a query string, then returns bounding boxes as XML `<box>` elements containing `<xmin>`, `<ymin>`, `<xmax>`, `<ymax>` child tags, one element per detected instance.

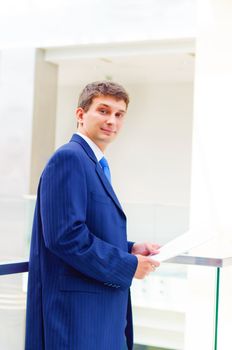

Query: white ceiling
<box><xmin>45</xmin><ymin>39</ymin><xmax>195</xmax><ymax>86</ymax></box>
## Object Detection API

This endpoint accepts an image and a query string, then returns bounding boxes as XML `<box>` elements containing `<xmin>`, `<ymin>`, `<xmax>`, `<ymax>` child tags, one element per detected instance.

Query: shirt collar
<box><xmin>76</xmin><ymin>132</ymin><xmax>104</xmax><ymax>162</ymax></box>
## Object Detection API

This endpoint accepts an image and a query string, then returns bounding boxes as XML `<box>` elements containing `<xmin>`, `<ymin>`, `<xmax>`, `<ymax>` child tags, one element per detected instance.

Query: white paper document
<box><xmin>151</xmin><ymin>230</ymin><xmax>215</xmax><ymax>262</ymax></box>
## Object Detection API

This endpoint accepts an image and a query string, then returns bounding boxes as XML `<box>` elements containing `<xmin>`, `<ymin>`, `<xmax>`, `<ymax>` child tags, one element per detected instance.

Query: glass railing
<box><xmin>0</xmin><ymin>198</ymin><xmax>189</xmax><ymax>259</ymax></box>
<box><xmin>0</xmin><ymin>196</ymin><xmax>34</xmax><ymax>349</ymax></box>
<box><xmin>1</xmin><ymin>197</ymin><xmax>231</xmax><ymax>350</ymax></box>
<box><xmin>1</xmin><ymin>253</ymin><xmax>231</xmax><ymax>350</ymax></box>
<box><xmin>0</xmin><ymin>271</ymin><xmax>27</xmax><ymax>349</ymax></box>
<box><xmin>132</xmin><ymin>253</ymin><xmax>232</xmax><ymax>350</ymax></box>
<box><xmin>0</xmin><ymin>195</ymin><xmax>36</xmax><ymax>261</ymax></box>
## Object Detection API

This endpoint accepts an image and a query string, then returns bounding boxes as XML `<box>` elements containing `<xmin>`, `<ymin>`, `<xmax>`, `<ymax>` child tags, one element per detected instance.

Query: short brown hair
<box><xmin>78</xmin><ymin>81</ymin><xmax>129</xmax><ymax>111</ymax></box>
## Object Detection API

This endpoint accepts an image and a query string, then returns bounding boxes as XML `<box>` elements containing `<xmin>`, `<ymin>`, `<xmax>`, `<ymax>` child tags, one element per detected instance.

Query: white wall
<box><xmin>56</xmin><ymin>82</ymin><xmax>193</xmax><ymax>206</ymax></box>
<box><xmin>108</xmin><ymin>83</ymin><xmax>193</xmax><ymax>206</ymax></box>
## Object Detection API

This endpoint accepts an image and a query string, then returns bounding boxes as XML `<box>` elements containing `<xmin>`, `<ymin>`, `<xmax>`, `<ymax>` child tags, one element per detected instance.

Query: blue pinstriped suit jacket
<box><xmin>25</xmin><ymin>134</ymin><xmax>138</xmax><ymax>350</ymax></box>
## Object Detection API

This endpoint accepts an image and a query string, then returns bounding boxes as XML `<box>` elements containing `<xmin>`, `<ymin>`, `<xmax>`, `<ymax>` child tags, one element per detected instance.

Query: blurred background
<box><xmin>1</xmin><ymin>0</ymin><xmax>232</xmax><ymax>349</ymax></box>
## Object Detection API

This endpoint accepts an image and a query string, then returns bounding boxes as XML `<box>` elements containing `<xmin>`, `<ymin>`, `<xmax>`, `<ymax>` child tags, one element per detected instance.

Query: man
<box><xmin>25</xmin><ymin>81</ymin><xmax>160</xmax><ymax>350</ymax></box>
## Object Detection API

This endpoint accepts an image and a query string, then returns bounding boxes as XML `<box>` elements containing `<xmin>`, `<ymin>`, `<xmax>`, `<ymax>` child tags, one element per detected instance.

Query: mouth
<box><xmin>100</xmin><ymin>128</ymin><xmax>116</xmax><ymax>135</ymax></box>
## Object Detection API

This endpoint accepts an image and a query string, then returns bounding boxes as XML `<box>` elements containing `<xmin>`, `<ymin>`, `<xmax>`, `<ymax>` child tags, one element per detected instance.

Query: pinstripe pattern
<box><xmin>25</xmin><ymin>134</ymin><xmax>138</xmax><ymax>350</ymax></box>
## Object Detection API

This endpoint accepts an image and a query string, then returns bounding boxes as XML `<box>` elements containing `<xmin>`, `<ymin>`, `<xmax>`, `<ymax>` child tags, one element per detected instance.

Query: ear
<box><xmin>76</xmin><ymin>107</ymin><xmax>85</xmax><ymax>125</ymax></box>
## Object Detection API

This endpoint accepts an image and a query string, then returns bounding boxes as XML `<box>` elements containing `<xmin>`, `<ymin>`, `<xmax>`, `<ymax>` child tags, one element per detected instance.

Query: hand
<box><xmin>131</xmin><ymin>242</ymin><xmax>160</xmax><ymax>256</ymax></box>
<box><xmin>134</xmin><ymin>255</ymin><xmax>160</xmax><ymax>279</ymax></box>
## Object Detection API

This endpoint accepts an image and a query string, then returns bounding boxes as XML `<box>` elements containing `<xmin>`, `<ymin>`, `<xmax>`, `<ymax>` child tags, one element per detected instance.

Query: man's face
<box><xmin>76</xmin><ymin>95</ymin><xmax>127</xmax><ymax>151</ymax></box>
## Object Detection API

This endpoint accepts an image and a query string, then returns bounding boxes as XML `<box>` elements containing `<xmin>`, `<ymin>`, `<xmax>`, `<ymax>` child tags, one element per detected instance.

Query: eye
<box><xmin>99</xmin><ymin>109</ymin><xmax>108</xmax><ymax>115</ymax></box>
<box><xmin>115</xmin><ymin>113</ymin><xmax>124</xmax><ymax>119</ymax></box>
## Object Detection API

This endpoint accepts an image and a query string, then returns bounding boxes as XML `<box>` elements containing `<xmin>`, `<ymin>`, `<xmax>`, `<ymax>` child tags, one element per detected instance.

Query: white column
<box><xmin>0</xmin><ymin>49</ymin><xmax>36</xmax><ymax>197</ymax></box>
<box><xmin>29</xmin><ymin>49</ymin><xmax>58</xmax><ymax>194</ymax></box>
<box><xmin>185</xmin><ymin>1</ymin><xmax>232</xmax><ymax>349</ymax></box>
<box><xmin>0</xmin><ymin>49</ymin><xmax>36</xmax><ymax>261</ymax></box>
<box><xmin>190</xmin><ymin>0</ymin><xmax>232</xmax><ymax>242</ymax></box>
<box><xmin>0</xmin><ymin>48</ymin><xmax>58</xmax><ymax>258</ymax></box>
<box><xmin>0</xmin><ymin>48</ymin><xmax>58</xmax><ymax>350</ymax></box>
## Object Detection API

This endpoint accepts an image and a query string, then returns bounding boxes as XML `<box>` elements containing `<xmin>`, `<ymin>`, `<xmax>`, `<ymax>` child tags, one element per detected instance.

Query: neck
<box><xmin>77</xmin><ymin>130</ymin><xmax>107</xmax><ymax>152</ymax></box>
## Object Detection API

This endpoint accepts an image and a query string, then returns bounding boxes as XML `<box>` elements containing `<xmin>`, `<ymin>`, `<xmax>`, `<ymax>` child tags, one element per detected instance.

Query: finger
<box><xmin>143</xmin><ymin>243</ymin><xmax>156</xmax><ymax>255</ymax></box>
<box><xmin>145</xmin><ymin>243</ymin><xmax>161</xmax><ymax>255</ymax></box>
<box><xmin>151</xmin><ymin>264</ymin><xmax>156</xmax><ymax>271</ymax></box>
<box><xmin>149</xmin><ymin>249</ymin><xmax>160</xmax><ymax>256</ymax></box>
<box><xmin>150</xmin><ymin>261</ymin><xmax>160</xmax><ymax>269</ymax></box>
<box><xmin>148</xmin><ymin>266</ymin><xmax>155</xmax><ymax>274</ymax></box>
<box><xmin>146</xmin><ymin>257</ymin><xmax>160</xmax><ymax>266</ymax></box>
<box><xmin>141</xmin><ymin>250</ymin><xmax>151</xmax><ymax>256</ymax></box>
<box><xmin>142</xmin><ymin>243</ymin><xmax>153</xmax><ymax>255</ymax></box>
<box><xmin>154</xmin><ymin>260</ymin><xmax>160</xmax><ymax>267</ymax></box>
<box><xmin>146</xmin><ymin>263</ymin><xmax>155</xmax><ymax>274</ymax></box>
<box><xmin>152</xmin><ymin>243</ymin><xmax>161</xmax><ymax>250</ymax></box>
<box><xmin>151</xmin><ymin>244</ymin><xmax>161</xmax><ymax>254</ymax></box>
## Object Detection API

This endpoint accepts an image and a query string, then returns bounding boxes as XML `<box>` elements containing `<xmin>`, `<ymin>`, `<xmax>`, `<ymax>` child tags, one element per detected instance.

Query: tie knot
<box><xmin>99</xmin><ymin>157</ymin><xmax>109</xmax><ymax>169</ymax></box>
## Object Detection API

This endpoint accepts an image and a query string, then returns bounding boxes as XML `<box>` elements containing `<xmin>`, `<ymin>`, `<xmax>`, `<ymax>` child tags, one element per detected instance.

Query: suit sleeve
<box><xmin>128</xmin><ymin>241</ymin><xmax>135</xmax><ymax>253</ymax></box>
<box><xmin>40</xmin><ymin>149</ymin><xmax>138</xmax><ymax>290</ymax></box>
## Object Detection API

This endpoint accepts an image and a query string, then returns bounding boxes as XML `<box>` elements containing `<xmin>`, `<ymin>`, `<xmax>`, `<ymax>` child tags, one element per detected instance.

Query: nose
<box><xmin>106</xmin><ymin>113</ymin><xmax>117</xmax><ymax>125</ymax></box>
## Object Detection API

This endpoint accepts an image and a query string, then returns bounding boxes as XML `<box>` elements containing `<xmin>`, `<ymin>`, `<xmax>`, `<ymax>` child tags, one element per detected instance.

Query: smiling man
<box><xmin>76</xmin><ymin>94</ymin><xmax>126</xmax><ymax>148</ymax></box>
<box><xmin>25</xmin><ymin>81</ymin><xmax>160</xmax><ymax>350</ymax></box>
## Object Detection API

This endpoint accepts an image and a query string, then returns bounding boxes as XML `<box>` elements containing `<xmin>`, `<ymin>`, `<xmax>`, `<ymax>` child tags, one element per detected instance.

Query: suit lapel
<box><xmin>95</xmin><ymin>163</ymin><xmax>125</xmax><ymax>215</ymax></box>
<box><xmin>70</xmin><ymin>134</ymin><xmax>125</xmax><ymax>216</ymax></box>
<box><xmin>70</xmin><ymin>134</ymin><xmax>97</xmax><ymax>163</ymax></box>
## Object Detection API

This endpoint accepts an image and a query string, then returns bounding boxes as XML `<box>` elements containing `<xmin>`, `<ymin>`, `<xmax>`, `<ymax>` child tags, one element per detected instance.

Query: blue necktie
<box><xmin>99</xmin><ymin>157</ymin><xmax>111</xmax><ymax>184</ymax></box>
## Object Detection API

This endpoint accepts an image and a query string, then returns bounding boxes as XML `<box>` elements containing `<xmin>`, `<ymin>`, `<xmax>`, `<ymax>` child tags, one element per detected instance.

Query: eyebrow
<box><xmin>97</xmin><ymin>103</ymin><xmax>126</xmax><ymax>114</ymax></box>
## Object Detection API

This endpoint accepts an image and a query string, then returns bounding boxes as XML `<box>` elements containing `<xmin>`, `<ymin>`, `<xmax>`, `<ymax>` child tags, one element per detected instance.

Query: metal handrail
<box><xmin>1</xmin><ymin>254</ymin><xmax>232</xmax><ymax>276</ymax></box>
<box><xmin>0</xmin><ymin>260</ymin><xmax>28</xmax><ymax>275</ymax></box>
<box><xmin>168</xmin><ymin>254</ymin><xmax>232</xmax><ymax>267</ymax></box>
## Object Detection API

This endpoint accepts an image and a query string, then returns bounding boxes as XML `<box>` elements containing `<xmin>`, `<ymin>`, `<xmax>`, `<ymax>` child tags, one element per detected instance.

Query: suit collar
<box><xmin>70</xmin><ymin>134</ymin><xmax>125</xmax><ymax>216</ymax></box>
<box><xmin>76</xmin><ymin>132</ymin><xmax>104</xmax><ymax>161</ymax></box>
<box><xmin>70</xmin><ymin>133</ymin><xmax>98</xmax><ymax>163</ymax></box>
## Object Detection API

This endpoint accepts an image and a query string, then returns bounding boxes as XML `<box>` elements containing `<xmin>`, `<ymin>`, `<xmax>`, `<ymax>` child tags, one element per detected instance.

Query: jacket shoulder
<box><xmin>48</xmin><ymin>141</ymin><xmax>84</xmax><ymax>164</ymax></box>
<box><xmin>40</xmin><ymin>141</ymin><xmax>86</xmax><ymax>180</ymax></box>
